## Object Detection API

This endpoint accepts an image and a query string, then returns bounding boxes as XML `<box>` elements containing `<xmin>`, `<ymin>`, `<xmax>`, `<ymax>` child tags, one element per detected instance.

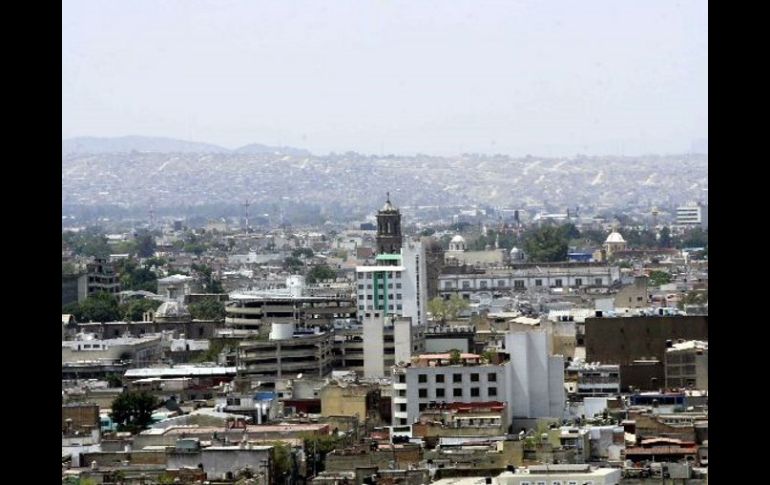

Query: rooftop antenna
<box><xmin>148</xmin><ymin>198</ymin><xmax>156</xmax><ymax>230</ymax></box>
<box><xmin>242</xmin><ymin>198</ymin><xmax>252</xmax><ymax>231</ymax></box>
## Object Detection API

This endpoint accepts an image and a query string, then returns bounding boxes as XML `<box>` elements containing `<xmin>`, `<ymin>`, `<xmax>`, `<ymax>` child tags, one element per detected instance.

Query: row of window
<box><xmin>444</xmin><ymin>278</ymin><xmax>604</xmax><ymax>289</ymax></box>
<box><xmin>359</xmin><ymin>304</ymin><xmax>403</xmax><ymax>311</ymax></box>
<box><xmin>418</xmin><ymin>372</ymin><xmax>497</xmax><ymax>383</ymax></box>
<box><xmin>359</xmin><ymin>283</ymin><xmax>403</xmax><ymax>290</ymax></box>
<box><xmin>358</xmin><ymin>272</ymin><xmax>402</xmax><ymax>279</ymax></box>
<box><xmin>359</xmin><ymin>293</ymin><xmax>403</xmax><ymax>300</ymax></box>
<box><xmin>418</xmin><ymin>386</ymin><xmax>497</xmax><ymax>398</ymax></box>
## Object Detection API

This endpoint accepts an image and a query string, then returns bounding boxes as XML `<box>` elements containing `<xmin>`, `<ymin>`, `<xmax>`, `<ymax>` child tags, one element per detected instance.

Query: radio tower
<box><xmin>148</xmin><ymin>198</ymin><xmax>156</xmax><ymax>230</ymax></box>
<box><xmin>242</xmin><ymin>198</ymin><xmax>252</xmax><ymax>231</ymax></box>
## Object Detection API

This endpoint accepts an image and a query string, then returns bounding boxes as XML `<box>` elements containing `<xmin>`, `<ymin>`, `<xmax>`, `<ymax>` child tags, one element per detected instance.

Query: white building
<box><xmin>392</xmin><ymin>330</ymin><xmax>564</xmax><ymax>426</ymax></box>
<box><xmin>495</xmin><ymin>465</ymin><xmax>622</xmax><ymax>485</ymax></box>
<box><xmin>355</xmin><ymin>238</ymin><xmax>428</xmax><ymax>326</ymax></box>
<box><xmin>439</xmin><ymin>264</ymin><xmax>619</xmax><ymax>297</ymax></box>
<box><xmin>676</xmin><ymin>203</ymin><xmax>708</xmax><ymax>229</ymax></box>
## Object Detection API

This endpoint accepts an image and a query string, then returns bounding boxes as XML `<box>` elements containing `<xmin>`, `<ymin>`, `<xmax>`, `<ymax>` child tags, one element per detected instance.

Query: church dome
<box><xmin>605</xmin><ymin>231</ymin><xmax>626</xmax><ymax>244</ymax></box>
<box><xmin>451</xmin><ymin>235</ymin><xmax>466</xmax><ymax>244</ymax></box>
<box><xmin>155</xmin><ymin>301</ymin><xmax>191</xmax><ymax>320</ymax></box>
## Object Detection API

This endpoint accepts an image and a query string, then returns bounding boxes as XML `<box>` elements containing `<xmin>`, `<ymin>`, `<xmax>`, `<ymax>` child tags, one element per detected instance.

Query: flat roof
<box><xmin>356</xmin><ymin>266</ymin><xmax>405</xmax><ymax>272</ymax></box>
<box><xmin>125</xmin><ymin>366</ymin><xmax>237</xmax><ymax>378</ymax></box>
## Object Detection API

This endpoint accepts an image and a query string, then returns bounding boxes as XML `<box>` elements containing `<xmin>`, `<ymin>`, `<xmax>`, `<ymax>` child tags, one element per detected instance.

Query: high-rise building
<box><xmin>676</xmin><ymin>202</ymin><xmax>708</xmax><ymax>229</ymax></box>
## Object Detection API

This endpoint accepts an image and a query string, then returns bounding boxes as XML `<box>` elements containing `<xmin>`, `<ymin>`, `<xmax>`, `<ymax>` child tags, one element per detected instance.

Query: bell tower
<box><xmin>376</xmin><ymin>192</ymin><xmax>402</xmax><ymax>254</ymax></box>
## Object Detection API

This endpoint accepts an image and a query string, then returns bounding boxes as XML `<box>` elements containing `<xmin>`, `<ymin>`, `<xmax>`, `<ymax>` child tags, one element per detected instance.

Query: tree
<box><xmin>284</xmin><ymin>256</ymin><xmax>304</xmax><ymax>273</ymax></box>
<box><xmin>121</xmin><ymin>298</ymin><xmax>162</xmax><ymax>321</ymax></box>
<box><xmin>292</xmin><ymin>247</ymin><xmax>314</xmax><ymax>259</ymax></box>
<box><xmin>446</xmin><ymin>294</ymin><xmax>469</xmax><ymax>320</ymax></box>
<box><xmin>189</xmin><ymin>299</ymin><xmax>226</xmax><ymax>320</ymax></box>
<box><xmin>648</xmin><ymin>270</ymin><xmax>671</xmax><ymax>287</ymax></box>
<box><xmin>428</xmin><ymin>297</ymin><xmax>448</xmax><ymax>323</ymax></box>
<box><xmin>110</xmin><ymin>391</ymin><xmax>159</xmax><ymax>433</ymax></box>
<box><xmin>559</xmin><ymin>223</ymin><xmax>581</xmax><ymax>240</ymax></box>
<box><xmin>134</xmin><ymin>230</ymin><xmax>157</xmax><ymax>258</ymax></box>
<box><xmin>306</xmin><ymin>264</ymin><xmax>337</xmax><ymax>284</ymax></box>
<box><xmin>105</xmin><ymin>373</ymin><xmax>124</xmax><ymax>388</ymax></box>
<box><xmin>70</xmin><ymin>293</ymin><xmax>122</xmax><ymax>323</ymax></box>
<box><xmin>449</xmin><ymin>349</ymin><xmax>462</xmax><ymax>365</ymax></box>
<box><xmin>658</xmin><ymin>227</ymin><xmax>672</xmax><ymax>248</ymax></box>
<box><xmin>523</xmin><ymin>225</ymin><xmax>568</xmax><ymax>262</ymax></box>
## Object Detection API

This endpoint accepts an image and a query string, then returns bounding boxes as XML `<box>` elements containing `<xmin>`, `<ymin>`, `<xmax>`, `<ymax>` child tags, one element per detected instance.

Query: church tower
<box><xmin>376</xmin><ymin>192</ymin><xmax>402</xmax><ymax>254</ymax></box>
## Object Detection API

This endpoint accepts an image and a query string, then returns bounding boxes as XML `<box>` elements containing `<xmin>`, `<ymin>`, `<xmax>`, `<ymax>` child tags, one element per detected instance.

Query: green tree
<box><xmin>648</xmin><ymin>270</ymin><xmax>672</xmax><ymax>287</ymax></box>
<box><xmin>678</xmin><ymin>290</ymin><xmax>708</xmax><ymax>309</ymax></box>
<box><xmin>105</xmin><ymin>373</ymin><xmax>124</xmax><ymax>388</ymax></box>
<box><xmin>428</xmin><ymin>297</ymin><xmax>448</xmax><ymax>323</ymax></box>
<box><xmin>292</xmin><ymin>247</ymin><xmax>314</xmax><ymax>259</ymax></box>
<box><xmin>74</xmin><ymin>293</ymin><xmax>122</xmax><ymax>322</ymax></box>
<box><xmin>448</xmin><ymin>349</ymin><xmax>462</xmax><ymax>365</ymax></box>
<box><xmin>446</xmin><ymin>294</ymin><xmax>470</xmax><ymax>320</ymax></box>
<box><xmin>284</xmin><ymin>256</ymin><xmax>304</xmax><ymax>272</ymax></box>
<box><xmin>189</xmin><ymin>299</ymin><xmax>226</xmax><ymax>320</ymax></box>
<box><xmin>121</xmin><ymin>298</ymin><xmax>162</xmax><ymax>321</ymax></box>
<box><xmin>658</xmin><ymin>226</ymin><xmax>672</xmax><ymax>248</ymax></box>
<box><xmin>559</xmin><ymin>223</ymin><xmax>581</xmax><ymax>240</ymax></box>
<box><xmin>134</xmin><ymin>230</ymin><xmax>157</xmax><ymax>258</ymax></box>
<box><xmin>306</xmin><ymin>264</ymin><xmax>337</xmax><ymax>284</ymax></box>
<box><xmin>110</xmin><ymin>391</ymin><xmax>159</xmax><ymax>433</ymax></box>
<box><xmin>523</xmin><ymin>225</ymin><xmax>568</xmax><ymax>262</ymax></box>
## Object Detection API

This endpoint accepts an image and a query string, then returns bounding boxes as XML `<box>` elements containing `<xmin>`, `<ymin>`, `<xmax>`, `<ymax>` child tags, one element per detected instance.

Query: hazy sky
<box><xmin>62</xmin><ymin>0</ymin><xmax>707</xmax><ymax>156</ymax></box>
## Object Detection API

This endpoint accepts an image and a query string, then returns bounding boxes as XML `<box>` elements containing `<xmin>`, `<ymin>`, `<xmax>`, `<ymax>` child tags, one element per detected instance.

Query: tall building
<box><xmin>376</xmin><ymin>193</ymin><xmax>402</xmax><ymax>254</ymax></box>
<box><xmin>391</xmin><ymin>330</ymin><xmax>564</xmax><ymax>426</ymax></box>
<box><xmin>676</xmin><ymin>202</ymin><xmax>708</xmax><ymax>229</ymax></box>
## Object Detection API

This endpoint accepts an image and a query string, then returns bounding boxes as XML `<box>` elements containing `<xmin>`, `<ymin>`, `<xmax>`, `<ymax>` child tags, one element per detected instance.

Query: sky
<box><xmin>62</xmin><ymin>0</ymin><xmax>708</xmax><ymax>157</ymax></box>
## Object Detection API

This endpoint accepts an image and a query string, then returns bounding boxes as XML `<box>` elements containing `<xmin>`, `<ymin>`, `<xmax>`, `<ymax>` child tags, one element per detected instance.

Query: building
<box><xmin>362</xmin><ymin>314</ymin><xmax>424</xmax><ymax>378</ymax></box>
<box><xmin>439</xmin><ymin>263</ymin><xmax>620</xmax><ymax>298</ymax></box>
<box><xmin>494</xmin><ymin>465</ymin><xmax>622</xmax><ymax>485</ymax></box>
<box><xmin>444</xmin><ymin>234</ymin><xmax>506</xmax><ymax>267</ymax></box>
<box><xmin>376</xmin><ymin>193</ymin><xmax>402</xmax><ymax>254</ymax></box>
<box><xmin>167</xmin><ymin>439</ymin><xmax>273</xmax><ymax>482</ymax></box>
<box><xmin>237</xmin><ymin>323</ymin><xmax>335</xmax><ymax>378</ymax></box>
<box><xmin>604</xmin><ymin>230</ymin><xmax>627</xmax><ymax>259</ymax></box>
<box><xmin>585</xmin><ymin>315</ymin><xmax>708</xmax><ymax>366</ymax></box>
<box><xmin>224</xmin><ymin>291</ymin><xmax>356</xmax><ymax>336</ymax></box>
<box><xmin>63</xmin><ymin>259</ymin><xmax>121</xmax><ymax>304</ymax></box>
<box><xmin>412</xmin><ymin>401</ymin><xmax>509</xmax><ymax>439</ymax></box>
<box><xmin>62</xmin><ymin>334</ymin><xmax>163</xmax><ymax>367</ymax></box>
<box><xmin>664</xmin><ymin>340</ymin><xmax>708</xmax><ymax>390</ymax></box>
<box><xmin>676</xmin><ymin>202</ymin><xmax>708</xmax><ymax>229</ymax></box>
<box><xmin>320</xmin><ymin>381</ymin><xmax>383</xmax><ymax>424</ymax></box>
<box><xmin>392</xmin><ymin>330</ymin><xmax>564</xmax><ymax>427</ymax></box>
<box><xmin>333</xmin><ymin>318</ymin><xmax>425</xmax><ymax>375</ymax></box>
<box><xmin>566</xmin><ymin>362</ymin><xmax>621</xmax><ymax>396</ymax></box>
<box><xmin>62</xmin><ymin>273</ymin><xmax>88</xmax><ymax>305</ymax></box>
<box><xmin>157</xmin><ymin>274</ymin><xmax>199</xmax><ymax>302</ymax></box>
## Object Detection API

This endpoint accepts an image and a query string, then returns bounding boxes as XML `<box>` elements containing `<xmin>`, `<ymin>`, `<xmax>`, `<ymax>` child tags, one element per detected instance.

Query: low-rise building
<box><xmin>665</xmin><ymin>340</ymin><xmax>708</xmax><ymax>390</ymax></box>
<box><xmin>495</xmin><ymin>465</ymin><xmax>622</xmax><ymax>485</ymax></box>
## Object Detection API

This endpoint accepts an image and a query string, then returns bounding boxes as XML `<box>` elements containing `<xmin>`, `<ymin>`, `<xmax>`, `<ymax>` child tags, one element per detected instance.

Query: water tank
<box><xmin>286</xmin><ymin>275</ymin><xmax>306</xmax><ymax>297</ymax></box>
<box><xmin>270</xmin><ymin>322</ymin><xmax>295</xmax><ymax>340</ymax></box>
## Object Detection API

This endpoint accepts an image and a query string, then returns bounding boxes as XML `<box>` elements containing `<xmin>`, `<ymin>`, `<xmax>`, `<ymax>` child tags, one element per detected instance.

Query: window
<box><xmin>489</xmin><ymin>387</ymin><xmax>497</xmax><ymax>397</ymax></box>
<box><xmin>575</xmin><ymin>278</ymin><xmax>582</xmax><ymax>286</ymax></box>
<box><xmin>514</xmin><ymin>280</ymin><xmax>524</xmax><ymax>289</ymax></box>
<box><xmin>470</xmin><ymin>373</ymin><xmax>479</xmax><ymax>382</ymax></box>
<box><xmin>453</xmin><ymin>388</ymin><xmax>463</xmax><ymax>397</ymax></box>
<box><xmin>471</xmin><ymin>388</ymin><xmax>480</xmax><ymax>397</ymax></box>
<box><xmin>396</xmin><ymin>282</ymin><xmax>402</xmax><ymax>289</ymax></box>
<box><xmin>358</xmin><ymin>294</ymin><xmax>364</xmax><ymax>300</ymax></box>
<box><xmin>435</xmin><ymin>374</ymin><xmax>445</xmax><ymax>383</ymax></box>
<box><xmin>398</xmin><ymin>374</ymin><xmax>406</xmax><ymax>383</ymax></box>
<box><xmin>497</xmin><ymin>280</ymin><xmax>505</xmax><ymax>287</ymax></box>
<box><xmin>480</xmin><ymin>281</ymin><xmax>488</xmax><ymax>289</ymax></box>
<box><xmin>398</xmin><ymin>403</ymin><xmax>407</xmax><ymax>412</ymax></box>
<box><xmin>418</xmin><ymin>403</ymin><xmax>427</xmax><ymax>411</ymax></box>
<box><xmin>436</xmin><ymin>388</ymin><xmax>445</xmax><ymax>398</ymax></box>
<box><xmin>396</xmin><ymin>293</ymin><xmax>402</xmax><ymax>299</ymax></box>
<box><xmin>396</xmin><ymin>304</ymin><xmax>402</xmax><ymax>310</ymax></box>
<box><xmin>521</xmin><ymin>482</ymin><xmax>531</xmax><ymax>485</ymax></box>
<box><xmin>453</xmin><ymin>374</ymin><xmax>462</xmax><ymax>383</ymax></box>
<box><xmin>551</xmin><ymin>481</ymin><xmax>562</xmax><ymax>485</ymax></box>
<box><xmin>567</xmin><ymin>481</ymin><xmax>578</xmax><ymax>485</ymax></box>
<box><xmin>535</xmin><ymin>279</ymin><xmax>543</xmax><ymax>287</ymax></box>
<box><xmin>418</xmin><ymin>389</ymin><xmax>427</xmax><ymax>398</ymax></box>
<box><xmin>488</xmin><ymin>373</ymin><xmax>497</xmax><ymax>382</ymax></box>
<box><xmin>395</xmin><ymin>272</ymin><xmax>401</xmax><ymax>278</ymax></box>
<box><xmin>462</xmin><ymin>281</ymin><xmax>470</xmax><ymax>289</ymax></box>
<box><xmin>418</xmin><ymin>374</ymin><xmax>427</xmax><ymax>383</ymax></box>
<box><xmin>367</xmin><ymin>295</ymin><xmax>372</xmax><ymax>300</ymax></box>
<box><xmin>555</xmin><ymin>279</ymin><xmax>563</xmax><ymax>287</ymax></box>
<box><xmin>359</xmin><ymin>305</ymin><xmax>364</xmax><ymax>311</ymax></box>
<box><xmin>595</xmin><ymin>278</ymin><xmax>602</xmax><ymax>285</ymax></box>
<box><xmin>444</xmin><ymin>281</ymin><xmax>452</xmax><ymax>289</ymax></box>
<box><xmin>388</xmin><ymin>283</ymin><xmax>393</xmax><ymax>289</ymax></box>
<box><xmin>388</xmin><ymin>304</ymin><xmax>394</xmax><ymax>310</ymax></box>
<box><xmin>358</xmin><ymin>284</ymin><xmax>364</xmax><ymax>289</ymax></box>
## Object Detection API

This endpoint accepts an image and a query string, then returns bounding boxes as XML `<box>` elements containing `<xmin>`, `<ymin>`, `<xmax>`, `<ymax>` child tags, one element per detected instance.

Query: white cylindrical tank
<box><xmin>286</xmin><ymin>275</ymin><xmax>306</xmax><ymax>297</ymax></box>
<box><xmin>270</xmin><ymin>322</ymin><xmax>295</xmax><ymax>340</ymax></box>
